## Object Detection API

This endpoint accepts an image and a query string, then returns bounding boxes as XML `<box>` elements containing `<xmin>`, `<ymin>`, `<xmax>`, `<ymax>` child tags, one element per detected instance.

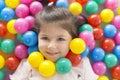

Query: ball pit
<box><xmin>0</xmin><ymin>0</ymin><xmax>120</xmax><ymax>79</ymax></box>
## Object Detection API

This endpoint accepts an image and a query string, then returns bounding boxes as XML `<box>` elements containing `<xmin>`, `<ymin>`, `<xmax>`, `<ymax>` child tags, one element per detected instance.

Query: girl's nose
<box><xmin>47</xmin><ymin>41</ymin><xmax>57</xmax><ymax>50</ymax></box>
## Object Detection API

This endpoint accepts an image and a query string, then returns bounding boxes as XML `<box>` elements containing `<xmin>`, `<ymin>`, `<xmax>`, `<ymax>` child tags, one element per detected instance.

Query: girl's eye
<box><xmin>57</xmin><ymin>38</ymin><xmax>65</xmax><ymax>41</ymax></box>
<box><xmin>41</xmin><ymin>37</ymin><xmax>48</xmax><ymax>40</ymax></box>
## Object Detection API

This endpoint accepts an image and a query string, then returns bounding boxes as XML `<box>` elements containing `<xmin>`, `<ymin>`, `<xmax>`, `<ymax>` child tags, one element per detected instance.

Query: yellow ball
<box><xmin>70</xmin><ymin>38</ymin><xmax>86</xmax><ymax>54</ymax></box>
<box><xmin>0</xmin><ymin>55</ymin><xmax>5</xmax><ymax>69</ymax></box>
<box><xmin>39</xmin><ymin>60</ymin><xmax>55</xmax><ymax>77</ymax></box>
<box><xmin>5</xmin><ymin>0</ymin><xmax>20</xmax><ymax>9</ymax></box>
<box><xmin>97</xmin><ymin>75</ymin><xmax>109</xmax><ymax>80</ymax></box>
<box><xmin>100</xmin><ymin>9</ymin><xmax>114</xmax><ymax>23</ymax></box>
<box><xmin>117</xmin><ymin>7</ymin><xmax>120</xmax><ymax>15</ymax></box>
<box><xmin>7</xmin><ymin>19</ymin><xmax>17</xmax><ymax>34</ymax></box>
<box><xmin>28</xmin><ymin>52</ymin><xmax>44</xmax><ymax>69</ymax></box>
<box><xmin>69</xmin><ymin>2</ymin><xmax>82</xmax><ymax>15</ymax></box>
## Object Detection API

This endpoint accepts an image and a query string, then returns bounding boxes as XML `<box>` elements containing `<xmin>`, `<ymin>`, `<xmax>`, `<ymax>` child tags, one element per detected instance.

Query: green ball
<box><xmin>79</xmin><ymin>24</ymin><xmax>93</xmax><ymax>33</ymax></box>
<box><xmin>93</xmin><ymin>0</ymin><xmax>105</xmax><ymax>4</ymax></box>
<box><xmin>85</xmin><ymin>1</ymin><xmax>98</xmax><ymax>14</ymax></box>
<box><xmin>16</xmin><ymin>33</ymin><xmax>23</xmax><ymax>43</ymax></box>
<box><xmin>104</xmin><ymin>53</ymin><xmax>118</xmax><ymax>68</ymax></box>
<box><xmin>0</xmin><ymin>37</ymin><xmax>3</xmax><ymax>49</ymax></box>
<box><xmin>1</xmin><ymin>39</ymin><xmax>15</xmax><ymax>54</ymax></box>
<box><xmin>56</xmin><ymin>58</ymin><xmax>72</xmax><ymax>74</ymax></box>
<box><xmin>0</xmin><ymin>71</ymin><xmax>4</xmax><ymax>80</ymax></box>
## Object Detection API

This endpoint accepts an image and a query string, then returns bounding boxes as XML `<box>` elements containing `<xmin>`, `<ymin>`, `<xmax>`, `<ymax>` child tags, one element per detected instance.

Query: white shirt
<box><xmin>9</xmin><ymin>57</ymin><xmax>98</xmax><ymax>80</ymax></box>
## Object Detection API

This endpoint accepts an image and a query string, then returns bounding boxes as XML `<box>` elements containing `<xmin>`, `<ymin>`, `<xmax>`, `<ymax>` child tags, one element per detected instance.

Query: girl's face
<box><xmin>38</xmin><ymin>23</ymin><xmax>72</xmax><ymax>62</ymax></box>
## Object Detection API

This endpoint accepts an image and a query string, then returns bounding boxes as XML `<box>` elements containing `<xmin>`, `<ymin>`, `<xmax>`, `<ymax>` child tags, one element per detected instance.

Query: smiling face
<box><xmin>38</xmin><ymin>23</ymin><xmax>72</xmax><ymax>62</ymax></box>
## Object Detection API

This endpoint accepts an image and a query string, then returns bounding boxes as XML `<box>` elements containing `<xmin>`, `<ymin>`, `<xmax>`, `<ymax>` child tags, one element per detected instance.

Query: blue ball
<box><xmin>113</xmin><ymin>45</ymin><xmax>120</xmax><ymax>58</ymax></box>
<box><xmin>1</xmin><ymin>7</ymin><xmax>15</xmax><ymax>21</ymax></box>
<box><xmin>81</xmin><ymin>46</ymin><xmax>89</xmax><ymax>57</ymax></box>
<box><xmin>91</xmin><ymin>47</ymin><xmax>105</xmax><ymax>61</ymax></box>
<box><xmin>28</xmin><ymin>44</ymin><xmax>39</xmax><ymax>54</ymax></box>
<box><xmin>0</xmin><ymin>0</ymin><xmax>5</xmax><ymax>12</ymax></box>
<box><xmin>23</xmin><ymin>31</ymin><xmax>38</xmax><ymax>46</ymax></box>
<box><xmin>103</xmin><ymin>24</ymin><xmax>117</xmax><ymax>38</ymax></box>
<box><xmin>56</xmin><ymin>0</ymin><xmax>69</xmax><ymax>8</ymax></box>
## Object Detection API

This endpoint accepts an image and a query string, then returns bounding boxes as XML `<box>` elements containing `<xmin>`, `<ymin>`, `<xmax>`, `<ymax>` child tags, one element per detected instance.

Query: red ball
<box><xmin>101</xmin><ymin>38</ymin><xmax>115</xmax><ymax>52</ymax></box>
<box><xmin>66</xmin><ymin>51</ymin><xmax>82</xmax><ymax>66</ymax></box>
<box><xmin>0</xmin><ymin>20</ymin><xmax>7</xmax><ymax>36</ymax></box>
<box><xmin>93</xmin><ymin>27</ymin><xmax>103</xmax><ymax>40</ymax></box>
<box><xmin>88</xmin><ymin>14</ymin><xmax>101</xmax><ymax>27</ymax></box>
<box><xmin>111</xmin><ymin>65</ymin><xmax>120</xmax><ymax>79</ymax></box>
<box><xmin>49</xmin><ymin>0</ymin><xmax>56</xmax><ymax>2</ymax></box>
<box><xmin>76</xmin><ymin>0</ymin><xmax>88</xmax><ymax>6</ymax></box>
<box><xmin>5</xmin><ymin>56</ymin><xmax>20</xmax><ymax>70</ymax></box>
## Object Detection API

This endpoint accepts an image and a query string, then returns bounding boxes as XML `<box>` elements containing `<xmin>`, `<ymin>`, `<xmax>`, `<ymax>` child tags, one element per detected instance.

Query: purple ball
<box><xmin>114</xmin><ymin>32</ymin><xmax>120</xmax><ymax>45</ymax></box>
<box><xmin>14</xmin><ymin>44</ymin><xmax>28</xmax><ymax>59</ymax></box>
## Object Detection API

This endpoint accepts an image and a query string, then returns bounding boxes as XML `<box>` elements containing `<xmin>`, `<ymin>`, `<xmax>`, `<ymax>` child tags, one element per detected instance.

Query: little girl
<box><xmin>10</xmin><ymin>6</ymin><xmax>98</xmax><ymax>80</ymax></box>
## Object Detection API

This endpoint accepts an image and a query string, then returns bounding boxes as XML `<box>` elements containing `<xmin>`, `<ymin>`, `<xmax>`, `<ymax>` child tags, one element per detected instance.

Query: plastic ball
<box><xmin>5</xmin><ymin>56</ymin><xmax>20</xmax><ymax>70</ymax></box>
<box><xmin>100</xmin><ymin>9</ymin><xmax>114</xmax><ymax>23</ymax></box>
<box><xmin>105</xmin><ymin>0</ymin><xmax>118</xmax><ymax>10</ymax></box>
<box><xmin>79</xmin><ymin>31</ymin><xmax>94</xmax><ymax>46</ymax></box>
<box><xmin>30</xmin><ymin>1</ymin><xmax>43</xmax><ymax>15</ymax></box>
<box><xmin>79</xmin><ymin>24</ymin><xmax>93</xmax><ymax>33</ymax></box>
<box><xmin>117</xmin><ymin>7</ymin><xmax>120</xmax><ymax>15</ymax></box>
<box><xmin>97</xmin><ymin>75</ymin><xmax>109</xmax><ymax>80</ymax></box>
<box><xmin>103</xmin><ymin>24</ymin><xmax>117</xmax><ymax>38</ymax></box>
<box><xmin>1</xmin><ymin>39</ymin><xmax>15</xmax><ymax>54</ymax></box>
<box><xmin>28</xmin><ymin>44</ymin><xmax>39</xmax><ymax>54</ymax></box>
<box><xmin>25</xmin><ymin>16</ymin><xmax>35</xmax><ymax>30</ymax></box>
<box><xmin>56</xmin><ymin>0</ymin><xmax>69</xmax><ymax>8</ymax></box>
<box><xmin>111</xmin><ymin>65</ymin><xmax>120</xmax><ymax>79</ymax></box>
<box><xmin>28</xmin><ymin>52</ymin><xmax>44</xmax><ymax>68</ymax></box>
<box><xmin>77</xmin><ymin>15</ymin><xmax>88</xmax><ymax>26</ymax></box>
<box><xmin>23</xmin><ymin>31</ymin><xmax>38</xmax><ymax>46</ymax></box>
<box><xmin>1</xmin><ymin>7</ymin><xmax>15</xmax><ymax>21</ymax></box>
<box><xmin>0</xmin><ymin>20</ymin><xmax>7</xmax><ymax>36</ymax></box>
<box><xmin>114</xmin><ymin>32</ymin><xmax>120</xmax><ymax>45</ymax></box>
<box><xmin>88</xmin><ymin>14</ymin><xmax>101</xmax><ymax>27</ymax></box>
<box><xmin>14</xmin><ymin>18</ymin><xmax>29</xmax><ymax>34</ymax></box>
<box><xmin>66</xmin><ymin>51</ymin><xmax>82</xmax><ymax>66</ymax></box>
<box><xmin>49</xmin><ymin>0</ymin><xmax>57</xmax><ymax>2</ymax></box>
<box><xmin>69</xmin><ymin>2</ymin><xmax>82</xmax><ymax>15</ymax></box>
<box><xmin>70</xmin><ymin>38</ymin><xmax>86</xmax><ymax>54</ymax></box>
<box><xmin>20</xmin><ymin>0</ymin><xmax>33</xmax><ymax>5</ymax></box>
<box><xmin>14</xmin><ymin>44</ymin><xmax>28</xmax><ymax>59</ymax></box>
<box><xmin>39</xmin><ymin>60</ymin><xmax>55</xmax><ymax>77</ymax></box>
<box><xmin>113</xmin><ymin>45</ymin><xmax>120</xmax><ymax>59</ymax></box>
<box><xmin>93</xmin><ymin>0</ymin><xmax>105</xmax><ymax>4</ymax></box>
<box><xmin>16</xmin><ymin>33</ymin><xmax>23</xmax><ymax>43</ymax></box>
<box><xmin>7</xmin><ymin>19</ymin><xmax>17</xmax><ymax>34</ymax></box>
<box><xmin>93</xmin><ymin>27</ymin><xmax>104</xmax><ymax>40</ymax></box>
<box><xmin>104</xmin><ymin>53</ymin><xmax>118</xmax><ymax>68</ymax></box>
<box><xmin>56</xmin><ymin>58</ymin><xmax>72</xmax><ymax>74</ymax></box>
<box><xmin>93</xmin><ymin>62</ymin><xmax>107</xmax><ymax>75</ymax></box>
<box><xmin>88</xmin><ymin>40</ymin><xmax>96</xmax><ymax>50</ymax></box>
<box><xmin>0</xmin><ymin>0</ymin><xmax>5</xmax><ymax>12</ymax></box>
<box><xmin>81</xmin><ymin>46</ymin><xmax>89</xmax><ymax>57</ymax></box>
<box><xmin>91</xmin><ymin>47</ymin><xmax>105</xmax><ymax>61</ymax></box>
<box><xmin>0</xmin><ymin>71</ymin><xmax>4</xmax><ymax>80</ymax></box>
<box><xmin>76</xmin><ymin>0</ymin><xmax>88</xmax><ymax>6</ymax></box>
<box><xmin>0</xmin><ymin>55</ymin><xmax>5</xmax><ymax>69</ymax></box>
<box><xmin>15</xmin><ymin>4</ymin><xmax>29</xmax><ymax>18</ymax></box>
<box><xmin>85</xmin><ymin>1</ymin><xmax>98</xmax><ymax>14</ymax></box>
<box><xmin>112</xmin><ymin>15</ymin><xmax>120</xmax><ymax>29</ymax></box>
<box><xmin>101</xmin><ymin>38</ymin><xmax>115</xmax><ymax>52</ymax></box>
<box><xmin>5</xmin><ymin>0</ymin><xmax>20</xmax><ymax>9</ymax></box>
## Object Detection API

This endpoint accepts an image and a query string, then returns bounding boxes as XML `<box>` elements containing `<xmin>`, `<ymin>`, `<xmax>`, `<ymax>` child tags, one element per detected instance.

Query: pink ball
<box><xmin>112</xmin><ymin>15</ymin><xmax>120</xmax><ymax>29</ymax></box>
<box><xmin>88</xmin><ymin>40</ymin><xmax>96</xmax><ymax>50</ymax></box>
<box><xmin>20</xmin><ymin>0</ymin><xmax>33</xmax><ymax>5</ymax></box>
<box><xmin>25</xmin><ymin>16</ymin><xmax>35</xmax><ymax>30</ymax></box>
<box><xmin>15</xmin><ymin>18</ymin><xmax>29</xmax><ymax>34</ymax></box>
<box><xmin>93</xmin><ymin>62</ymin><xmax>107</xmax><ymax>75</ymax></box>
<box><xmin>14</xmin><ymin>44</ymin><xmax>28</xmax><ymax>59</ymax></box>
<box><xmin>79</xmin><ymin>31</ymin><xmax>94</xmax><ymax>46</ymax></box>
<box><xmin>105</xmin><ymin>0</ymin><xmax>118</xmax><ymax>10</ymax></box>
<box><xmin>114</xmin><ymin>32</ymin><xmax>120</xmax><ymax>45</ymax></box>
<box><xmin>15</xmin><ymin>4</ymin><xmax>29</xmax><ymax>18</ymax></box>
<box><xmin>30</xmin><ymin>1</ymin><xmax>43</xmax><ymax>15</ymax></box>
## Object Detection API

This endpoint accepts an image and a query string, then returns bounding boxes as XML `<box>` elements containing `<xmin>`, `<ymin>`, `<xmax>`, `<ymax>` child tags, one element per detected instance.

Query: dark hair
<box><xmin>33</xmin><ymin>6</ymin><xmax>82</xmax><ymax>38</ymax></box>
